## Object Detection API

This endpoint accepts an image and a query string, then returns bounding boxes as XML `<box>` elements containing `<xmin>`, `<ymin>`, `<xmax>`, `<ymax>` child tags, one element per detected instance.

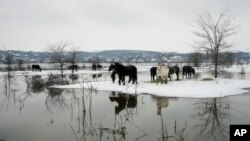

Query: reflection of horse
<box><xmin>32</xmin><ymin>65</ymin><xmax>41</xmax><ymax>72</ymax></box>
<box><xmin>182</xmin><ymin>66</ymin><xmax>195</xmax><ymax>79</ymax></box>
<box><xmin>156</xmin><ymin>97</ymin><xmax>169</xmax><ymax>115</ymax></box>
<box><xmin>68</xmin><ymin>65</ymin><xmax>79</xmax><ymax>71</ymax></box>
<box><xmin>110</xmin><ymin>62</ymin><xmax>137</xmax><ymax>85</ymax></box>
<box><xmin>150</xmin><ymin>67</ymin><xmax>157</xmax><ymax>81</ymax></box>
<box><xmin>168</xmin><ymin>66</ymin><xmax>180</xmax><ymax>80</ymax></box>
<box><xmin>109</xmin><ymin>94</ymin><xmax>137</xmax><ymax>114</ymax></box>
<box><xmin>156</xmin><ymin>64</ymin><xmax>169</xmax><ymax>84</ymax></box>
<box><xmin>92</xmin><ymin>64</ymin><xmax>102</xmax><ymax>71</ymax></box>
<box><xmin>92</xmin><ymin>74</ymin><xmax>102</xmax><ymax>79</ymax></box>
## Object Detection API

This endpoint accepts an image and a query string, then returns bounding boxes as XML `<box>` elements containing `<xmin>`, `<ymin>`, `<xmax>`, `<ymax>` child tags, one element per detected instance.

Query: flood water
<box><xmin>1</xmin><ymin>70</ymin><xmax>250</xmax><ymax>141</ymax></box>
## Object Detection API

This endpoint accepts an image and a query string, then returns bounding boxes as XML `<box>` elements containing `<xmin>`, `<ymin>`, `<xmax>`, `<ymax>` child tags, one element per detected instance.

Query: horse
<box><xmin>156</xmin><ymin>64</ymin><xmax>169</xmax><ymax>84</ymax></box>
<box><xmin>92</xmin><ymin>64</ymin><xmax>97</xmax><ymax>71</ymax></box>
<box><xmin>97</xmin><ymin>64</ymin><xmax>102</xmax><ymax>70</ymax></box>
<box><xmin>68</xmin><ymin>65</ymin><xmax>79</xmax><ymax>71</ymax></box>
<box><xmin>32</xmin><ymin>65</ymin><xmax>41</xmax><ymax>72</ymax></box>
<box><xmin>182</xmin><ymin>66</ymin><xmax>195</xmax><ymax>79</ymax></box>
<box><xmin>92</xmin><ymin>63</ymin><xmax>102</xmax><ymax>71</ymax></box>
<box><xmin>110</xmin><ymin>62</ymin><xmax>137</xmax><ymax>85</ymax></box>
<box><xmin>150</xmin><ymin>67</ymin><xmax>157</xmax><ymax>81</ymax></box>
<box><xmin>168</xmin><ymin>66</ymin><xmax>180</xmax><ymax>80</ymax></box>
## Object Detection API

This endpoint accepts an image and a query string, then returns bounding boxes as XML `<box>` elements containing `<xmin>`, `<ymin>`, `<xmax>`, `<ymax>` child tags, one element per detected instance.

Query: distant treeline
<box><xmin>0</xmin><ymin>50</ymin><xmax>249</xmax><ymax>64</ymax></box>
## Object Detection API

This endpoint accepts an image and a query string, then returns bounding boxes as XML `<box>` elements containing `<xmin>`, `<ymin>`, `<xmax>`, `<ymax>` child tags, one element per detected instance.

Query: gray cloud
<box><xmin>0</xmin><ymin>0</ymin><xmax>249</xmax><ymax>52</ymax></box>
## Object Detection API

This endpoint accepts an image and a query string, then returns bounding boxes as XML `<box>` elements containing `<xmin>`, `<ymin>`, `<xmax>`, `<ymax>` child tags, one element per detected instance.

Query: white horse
<box><xmin>156</xmin><ymin>64</ymin><xmax>169</xmax><ymax>84</ymax></box>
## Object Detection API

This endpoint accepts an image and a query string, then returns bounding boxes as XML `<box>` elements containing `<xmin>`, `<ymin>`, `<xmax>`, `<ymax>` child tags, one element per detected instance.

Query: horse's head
<box><xmin>192</xmin><ymin>68</ymin><xmax>195</xmax><ymax>74</ymax></box>
<box><xmin>108</xmin><ymin>64</ymin><xmax>115</xmax><ymax>71</ymax></box>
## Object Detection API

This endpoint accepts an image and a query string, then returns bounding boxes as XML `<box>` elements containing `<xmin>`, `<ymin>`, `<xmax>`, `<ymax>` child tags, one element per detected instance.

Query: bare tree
<box><xmin>17</xmin><ymin>58</ymin><xmax>25</xmax><ymax>71</ymax></box>
<box><xmin>188</xmin><ymin>51</ymin><xmax>203</xmax><ymax>68</ymax></box>
<box><xmin>2</xmin><ymin>45</ymin><xmax>14</xmax><ymax>78</ymax></box>
<box><xmin>193</xmin><ymin>8</ymin><xmax>238</xmax><ymax>78</ymax></box>
<box><xmin>67</xmin><ymin>44</ymin><xmax>80</xmax><ymax>74</ymax></box>
<box><xmin>46</xmin><ymin>40</ymin><xmax>70</xmax><ymax>83</ymax></box>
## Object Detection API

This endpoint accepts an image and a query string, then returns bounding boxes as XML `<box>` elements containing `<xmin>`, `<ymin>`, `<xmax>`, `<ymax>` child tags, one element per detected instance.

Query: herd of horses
<box><xmin>32</xmin><ymin>62</ymin><xmax>195</xmax><ymax>86</ymax></box>
<box><xmin>31</xmin><ymin>63</ymin><xmax>102</xmax><ymax>72</ymax></box>
<box><xmin>109</xmin><ymin>62</ymin><xmax>195</xmax><ymax>85</ymax></box>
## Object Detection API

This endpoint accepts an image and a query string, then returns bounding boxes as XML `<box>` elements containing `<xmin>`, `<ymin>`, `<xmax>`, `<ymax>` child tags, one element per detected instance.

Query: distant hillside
<box><xmin>0</xmin><ymin>49</ymin><xmax>249</xmax><ymax>63</ymax></box>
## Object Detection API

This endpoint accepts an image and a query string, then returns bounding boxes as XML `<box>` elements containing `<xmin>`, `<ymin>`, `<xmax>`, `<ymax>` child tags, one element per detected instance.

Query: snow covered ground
<box><xmin>52</xmin><ymin>79</ymin><xmax>250</xmax><ymax>98</ymax></box>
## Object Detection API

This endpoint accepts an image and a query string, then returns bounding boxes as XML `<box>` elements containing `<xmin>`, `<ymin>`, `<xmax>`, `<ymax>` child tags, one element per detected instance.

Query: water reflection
<box><xmin>45</xmin><ymin>88</ymin><xmax>67</xmax><ymax>113</ymax></box>
<box><xmin>31</xmin><ymin>75</ymin><xmax>45</xmax><ymax>93</ymax></box>
<box><xmin>193</xmin><ymin>98</ymin><xmax>230</xmax><ymax>141</ymax></box>
<box><xmin>1</xmin><ymin>73</ymin><xmax>250</xmax><ymax>141</ymax></box>
<box><xmin>156</xmin><ymin>97</ymin><xmax>169</xmax><ymax>115</ymax></box>
<box><xmin>109</xmin><ymin>93</ymin><xmax>137</xmax><ymax>114</ymax></box>
<box><xmin>92</xmin><ymin>74</ymin><xmax>102</xmax><ymax>81</ymax></box>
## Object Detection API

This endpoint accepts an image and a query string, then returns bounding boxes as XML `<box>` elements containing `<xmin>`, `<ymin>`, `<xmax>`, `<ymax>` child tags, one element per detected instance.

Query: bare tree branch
<box><xmin>193</xmin><ymin>8</ymin><xmax>239</xmax><ymax>78</ymax></box>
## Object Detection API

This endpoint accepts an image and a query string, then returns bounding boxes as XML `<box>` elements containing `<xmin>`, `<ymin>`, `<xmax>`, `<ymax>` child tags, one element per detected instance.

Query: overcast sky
<box><xmin>0</xmin><ymin>0</ymin><xmax>250</xmax><ymax>52</ymax></box>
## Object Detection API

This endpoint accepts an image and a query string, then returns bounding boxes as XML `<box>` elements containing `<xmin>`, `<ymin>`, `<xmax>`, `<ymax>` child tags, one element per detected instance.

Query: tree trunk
<box><xmin>60</xmin><ymin>63</ymin><xmax>64</xmax><ymax>83</ymax></box>
<box><xmin>214</xmin><ymin>47</ymin><xmax>219</xmax><ymax>78</ymax></box>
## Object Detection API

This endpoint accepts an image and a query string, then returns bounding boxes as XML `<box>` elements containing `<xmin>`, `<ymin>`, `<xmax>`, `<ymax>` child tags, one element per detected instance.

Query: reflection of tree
<box><xmin>0</xmin><ymin>75</ymin><xmax>15</xmax><ymax>111</ymax></box>
<box><xmin>45</xmin><ymin>88</ymin><xmax>67</xmax><ymax>113</ymax></box>
<box><xmin>30</xmin><ymin>75</ymin><xmax>45</xmax><ymax>93</ymax></box>
<box><xmin>0</xmin><ymin>75</ymin><xmax>33</xmax><ymax>115</ymax></box>
<box><xmin>68</xmin><ymin>88</ymin><xmax>98</xmax><ymax>141</ymax></box>
<box><xmin>193</xmin><ymin>98</ymin><xmax>230</xmax><ymax>141</ymax></box>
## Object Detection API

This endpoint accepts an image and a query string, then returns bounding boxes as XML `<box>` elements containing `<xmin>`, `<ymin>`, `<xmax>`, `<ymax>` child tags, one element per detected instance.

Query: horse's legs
<box><xmin>168</xmin><ymin>74</ymin><xmax>171</xmax><ymax>81</ymax></box>
<box><xmin>118</xmin><ymin>75</ymin><xmax>122</xmax><ymax>85</ymax></box>
<box><xmin>128</xmin><ymin>76</ymin><xmax>132</xmax><ymax>83</ymax></box>
<box><xmin>123</xmin><ymin>76</ymin><xmax>125</xmax><ymax>85</ymax></box>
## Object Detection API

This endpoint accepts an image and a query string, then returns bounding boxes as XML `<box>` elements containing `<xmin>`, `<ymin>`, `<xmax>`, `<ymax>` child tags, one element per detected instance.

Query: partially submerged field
<box><xmin>1</xmin><ymin>64</ymin><xmax>250</xmax><ymax>141</ymax></box>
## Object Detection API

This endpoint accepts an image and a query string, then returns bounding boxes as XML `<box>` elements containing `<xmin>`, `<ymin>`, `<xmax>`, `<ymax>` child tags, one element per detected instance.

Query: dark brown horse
<box><xmin>32</xmin><ymin>65</ymin><xmax>41</xmax><ymax>72</ymax></box>
<box><xmin>182</xmin><ymin>66</ymin><xmax>195</xmax><ymax>79</ymax></box>
<box><xmin>92</xmin><ymin>63</ymin><xmax>102</xmax><ymax>71</ymax></box>
<box><xmin>68</xmin><ymin>65</ymin><xmax>79</xmax><ymax>71</ymax></box>
<box><xmin>150</xmin><ymin>67</ymin><xmax>157</xmax><ymax>81</ymax></box>
<box><xmin>109</xmin><ymin>62</ymin><xmax>137</xmax><ymax>85</ymax></box>
<box><xmin>168</xmin><ymin>66</ymin><xmax>180</xmax><ymax>80</ymax></box>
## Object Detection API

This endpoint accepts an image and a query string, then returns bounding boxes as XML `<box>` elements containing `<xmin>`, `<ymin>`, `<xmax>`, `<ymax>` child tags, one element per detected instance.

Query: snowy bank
<box><xmin>52</xmin><ymin>79</ymin><xmax>250</xmax><ymax>98</ymax></box>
